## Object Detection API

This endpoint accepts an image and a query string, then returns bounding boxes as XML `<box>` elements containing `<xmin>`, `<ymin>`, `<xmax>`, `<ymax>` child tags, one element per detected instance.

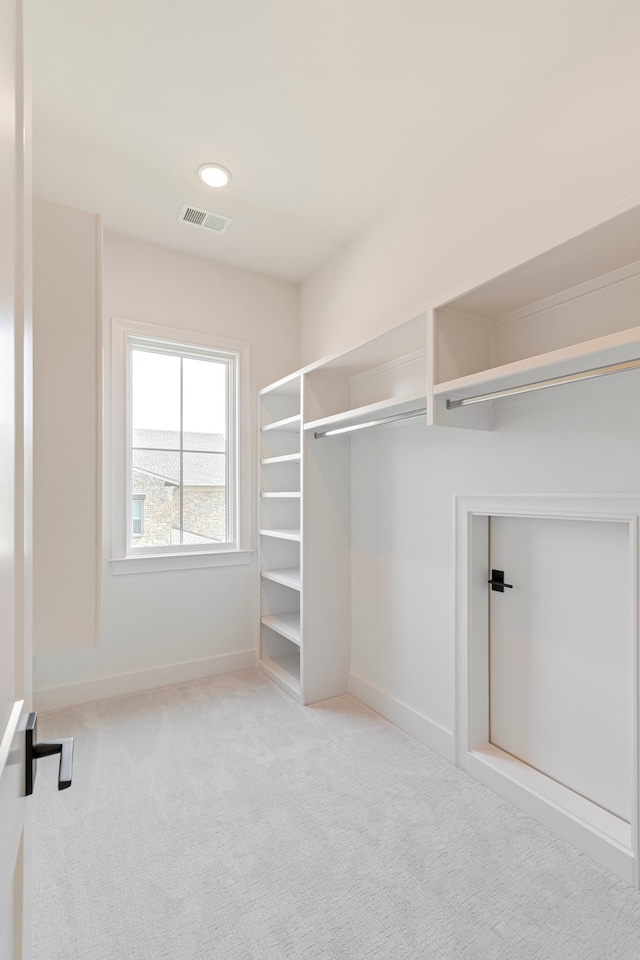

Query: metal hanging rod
<box><xmin>445</xmin><ymin>357</ymin><xmax>640</xmax><ymax>410</ymax></box>
<box><xmin>314</xmin><ymin>407</ymin><xmax>427</xmax><ymax>439</ymax></box>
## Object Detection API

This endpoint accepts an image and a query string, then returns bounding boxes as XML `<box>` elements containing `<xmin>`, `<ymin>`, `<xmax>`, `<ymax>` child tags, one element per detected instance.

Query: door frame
<box><xmin>455</xmin><ymin>494</ymin><xmax>640</xmax><ymax>887</ymax></box>
<box><xmin>0</xmin><ymin>0</ymin><xmax>32</xmax><ymax>955</ymax></box>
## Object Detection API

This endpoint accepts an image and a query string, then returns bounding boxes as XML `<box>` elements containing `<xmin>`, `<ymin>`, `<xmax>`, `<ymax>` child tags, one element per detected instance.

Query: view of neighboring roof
<box><xmin>132</xmin><ymin>429</ymin><xmax>226</xmax><ymax>487</ymax></box>
<box><xmin>133</xmin><ymin>429</ymin><xmax>225</xmax><ymax>452</ymax></box>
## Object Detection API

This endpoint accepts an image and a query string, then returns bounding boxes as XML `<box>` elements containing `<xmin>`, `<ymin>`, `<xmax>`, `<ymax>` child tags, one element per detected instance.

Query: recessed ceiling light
<box><xmin>198</xmin><ymin>163</ymin><xmax>231</xmax><ymax>188</ymax></box>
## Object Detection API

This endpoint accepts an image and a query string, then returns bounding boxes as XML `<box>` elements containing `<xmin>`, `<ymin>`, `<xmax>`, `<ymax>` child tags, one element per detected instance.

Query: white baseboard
<box><xmin>349</xmin><ymin>672</ymin><xmax>455</xmax><ymax>763</ymax></box>
<box><xmin>467</xmin><ymin>748</ymin><xmax>635</xmax><ymax>887</ymax></box>
<box><xmin>34</xmin><ymin>649</ymin><xmax>258</xmax><ymax>712</ymax></box>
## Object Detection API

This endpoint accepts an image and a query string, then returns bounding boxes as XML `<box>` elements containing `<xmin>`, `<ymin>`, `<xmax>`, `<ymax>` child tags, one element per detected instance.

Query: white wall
<box><xmin>300</xmin><ymin>3</ymin><xmax>640</xmax><ymax>747</ymax></box>
<box><xmin>301</xmin><ymin>2</ymin><xmax>640</xmax><ymax>362</ymax></box>
<box><xmin>34</xmin><ymin>232</ymin><xmax>299</xmax><ymax>707</ymax></box>
<box><xmin>33</xmin><ymin>198</ymin><xmax>101</xmax><ymax>655</ymax></box>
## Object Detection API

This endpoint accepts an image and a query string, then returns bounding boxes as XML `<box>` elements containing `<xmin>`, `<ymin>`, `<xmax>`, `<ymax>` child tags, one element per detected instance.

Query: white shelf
<box><xmin>435</xmin><ymin>324</ymin><xmax>640</xmax><ymax>404</ymax></box>
<box><xmin>261</xmin><ymin>453</ymin><xmax>301</xmax><ymax>465</ymax></box>
<box><xmin>259</xmin><ymin>372</ymin><xmax>302</xmax><ymax>398</ymax></box>
<box><xmin>261</xmin><ymin>567</ymin><xmax>301</xmax><ymax>590</ymax></box>
<box><xmin>259</xmin><ymin>654</ymin><xmax>301</xmax><ymax>699</ymax></box>
<box><xmin>261</xmin><ymin>414</ymin><xmax>301</xmax><ymax>433</ymax></box>
<box><xmin>304</xmin><ymin>391</ymin><xmax>427</xmax><ymax>434</ymax></box>
<box><xmin>302</xmin><ymin>313</ymin><xmax>426</xmax><ymax>379</ymax></box>
<box><xmin>261</xmin><ymin>491</ymin><xmax>301</xmax><ymax>499</ymax></box>
<box><xmin>261</xmin><ymin>612</ymin><xmax>301</xmax><ymax>645</ymax></box>
<box><xmin>444</xmin><ymin>204</ymin><xmax>640</xmax><ymax>322</ymax></box>
<box><xmin>259</xmin><ymin>528</ymin><xmax>301</xmax><ymax>541</ymax></box>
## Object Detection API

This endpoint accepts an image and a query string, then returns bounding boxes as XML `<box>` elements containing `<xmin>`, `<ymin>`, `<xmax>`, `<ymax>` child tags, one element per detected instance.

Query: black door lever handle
<box><xmin>25</xmin><ymin>712</ymin><xmax>74</xmax><ymax>796</ymax></box>
<box><xmin>488</xmin><ymin>569</ymin><xmax>513</xmax><ymax>592</ymax></box>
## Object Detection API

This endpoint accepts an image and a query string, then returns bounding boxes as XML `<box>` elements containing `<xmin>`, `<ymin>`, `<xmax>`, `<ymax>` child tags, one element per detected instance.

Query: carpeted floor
<box><xmin>33</xmin><ymin>669</ymin><xmax>640</xmax><ymax>959</ymax></box>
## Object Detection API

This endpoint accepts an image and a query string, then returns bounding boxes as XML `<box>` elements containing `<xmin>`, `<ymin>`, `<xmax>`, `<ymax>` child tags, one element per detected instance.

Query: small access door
<box><xmin>489</xmin><ymin>515</ymin><xmax>630</xmax><ymax>821</ymax></box>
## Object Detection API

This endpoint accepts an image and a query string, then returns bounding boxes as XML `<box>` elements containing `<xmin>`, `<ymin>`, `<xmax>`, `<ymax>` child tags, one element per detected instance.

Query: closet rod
<box><xmin>314</xmin><ymin>407</ymin><xmax>427</xmax><ymax>439</ymax></box>
<box><xmin>445</xmin><ymin>357</ymin><xmax>640</xmax><ymax>410</ymax></box>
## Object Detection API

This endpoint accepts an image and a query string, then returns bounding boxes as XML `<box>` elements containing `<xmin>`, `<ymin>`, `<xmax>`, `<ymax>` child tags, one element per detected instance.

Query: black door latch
<box><xmin>488</xmin><ymin>569</ymin><xmax>513</xmax><ymax>593</ymax></box>
<box><xmin>25</xmin><ymin>712</ymin><xmax>74</xmax><ymax>796</ymax></box>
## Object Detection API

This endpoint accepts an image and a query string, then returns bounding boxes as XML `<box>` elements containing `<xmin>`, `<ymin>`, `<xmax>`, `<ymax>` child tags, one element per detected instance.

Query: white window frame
<box><xmin>110</xmin><ymin>317</ymin><xmax>251</xmax><ymax>574</ymax></box>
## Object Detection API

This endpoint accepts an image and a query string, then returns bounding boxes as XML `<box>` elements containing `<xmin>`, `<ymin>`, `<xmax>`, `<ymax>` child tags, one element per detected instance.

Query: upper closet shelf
<box><xmin>431</xmin><ymin>203</ymin><xmax>640</xmax><ymax>429</ymax></box>
<box><xmin>437</xmin><ymin>324</ymin><xmax>640</xmax><ymax>407</ymax></box>
<box><xmin>304</xmin><ymin>391</ymin><xmax>427</xmax><ymax>436</ymax></box>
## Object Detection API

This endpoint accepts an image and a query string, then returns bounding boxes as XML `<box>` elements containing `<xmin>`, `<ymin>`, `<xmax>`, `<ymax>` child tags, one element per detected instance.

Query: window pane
<box><xmin>131</xmin><ymin>350</ymin><xmax>180</xmax><ymax>439</ymax></box>
<box><xmin>182</xmin><ymin>357</ymin><xmax>227</xmax><ymax>445</ymax></box>
<box><xmin>180</xmin><ymin>451</ymin><xmax>227</xmax><ymax>543</ymax></box>
<box><xmin>131</xmin><ymin>449</ymin><xmax>180</xmax><ymax>547</ymax></box>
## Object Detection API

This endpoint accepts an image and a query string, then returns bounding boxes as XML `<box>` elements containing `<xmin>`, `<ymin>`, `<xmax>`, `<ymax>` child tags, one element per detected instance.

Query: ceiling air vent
<box><xmin>178</xmin><ymin>204</ymin><xmax>232</xmax><ymax>235</ymax></box>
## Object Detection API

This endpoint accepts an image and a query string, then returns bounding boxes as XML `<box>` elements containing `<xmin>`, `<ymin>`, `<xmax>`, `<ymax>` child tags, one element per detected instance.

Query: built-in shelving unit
<box><xmin>258</xmin><ymin>314</ymin><xmax>428</xmax><ymax>706</ymax></box>
<box><xmin>257</xmin><ymin>207</ymin><xmax>640</xmax><ymax>711</ymax></box>
<box><xmin>259</xmin><ymin>373</ymin><xmax>303</xmax><ymax>700</ymax></box>
<box><xmin>429</xmin><ymin>203</ymin><xmax>640</xmax><ymax>429</ymax></box>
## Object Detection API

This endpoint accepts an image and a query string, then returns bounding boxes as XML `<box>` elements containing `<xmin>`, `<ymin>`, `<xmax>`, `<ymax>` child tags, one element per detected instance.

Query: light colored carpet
<box><xmin>33</xmin><ymin>669</ymin><xmax>640</xmax><ymax>960</ymax></box>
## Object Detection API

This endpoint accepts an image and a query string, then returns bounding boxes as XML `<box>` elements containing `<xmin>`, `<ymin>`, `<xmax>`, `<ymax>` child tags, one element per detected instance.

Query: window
<box><xmin>110</xmin><ymin>319</ymin><xmax>251</xmax><ymax>573</ymax></box>
<box><xmin>130</xmin><ymin>344</ymin><xmax>234</xmax><ymax>549</ymax></box>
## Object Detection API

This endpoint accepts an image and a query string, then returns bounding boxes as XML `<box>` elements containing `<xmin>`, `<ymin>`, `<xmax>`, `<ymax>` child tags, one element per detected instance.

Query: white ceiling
<box><xmin>32</xmin><ymin>0</ymin><xmax>629</xmax><ymax>282</ymax></box>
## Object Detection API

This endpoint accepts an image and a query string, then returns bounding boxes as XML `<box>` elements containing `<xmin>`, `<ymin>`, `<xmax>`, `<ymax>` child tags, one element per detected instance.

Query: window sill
<box><xmin>110</xmin><ymin>550</ymin><xmax>253</xmax><ymax>575</ymax></box>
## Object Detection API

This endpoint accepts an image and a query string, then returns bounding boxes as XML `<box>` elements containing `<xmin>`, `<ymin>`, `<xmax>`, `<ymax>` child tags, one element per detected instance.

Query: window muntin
<box><xmin>127</xmin><ymin>336</ymin><xmax>237</xmax><ymax>554</ymax></box>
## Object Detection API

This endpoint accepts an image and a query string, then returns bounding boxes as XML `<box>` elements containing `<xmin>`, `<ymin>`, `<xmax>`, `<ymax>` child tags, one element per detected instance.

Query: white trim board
<box><xmin>468</xmin><ymin>745</ymin><xmax>633</xmax><ymax>886</ymax></box>
<box><xmin>33</xmin><ymin>650</ymin><xmax>257</xmax><ymax>712</ymax></box>
<box><xmin>349</xmin><ymin>672</ymin><xmax>455</xmax><ymax>763</ymax></box>
<box><xmin>455</xmin><ymin>494</ymin><xmax>640</xmax><ymax>887</ymax></box>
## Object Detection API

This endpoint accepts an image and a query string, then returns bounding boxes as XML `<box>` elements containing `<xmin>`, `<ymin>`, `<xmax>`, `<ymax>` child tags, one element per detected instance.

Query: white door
<box><xmin>0</xmin><ymin>0</ymin><xmax>32</xmax><ymax>956</ymax></box>
<box><xmin>489</xmin><ymin>515</ymin><xmax>630</xmax><ymax>822</ymax></box>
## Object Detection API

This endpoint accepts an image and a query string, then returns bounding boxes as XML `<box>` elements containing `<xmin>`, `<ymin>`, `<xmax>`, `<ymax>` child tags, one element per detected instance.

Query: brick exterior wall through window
<box><xmin>130</xmin><ymin>429</ymin><xmax>227</xmax><ymax>548</ymax></box>
<box><xmin>132</xmin><ymin>469</ymin><xmax>226</xmax><ymax>546</ymax></box>
<box><xmin>171</xmin><ymin>487</ymin><xmax>226</xmax><ymax>542</ymax></box>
